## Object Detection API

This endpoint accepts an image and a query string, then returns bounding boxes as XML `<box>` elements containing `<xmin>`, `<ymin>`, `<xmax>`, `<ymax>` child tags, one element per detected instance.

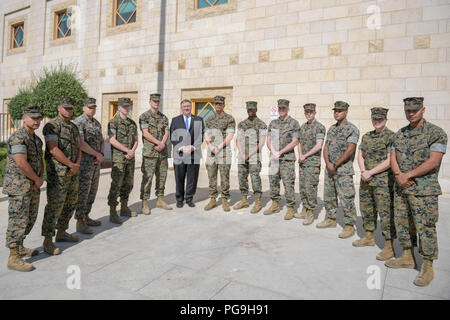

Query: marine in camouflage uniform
<box><xmin>386</xmin><ymin>97</ymin><xmax>447</xmax><ymax>287</ymax></box>
<box><xmin>297</xmin><ymin>103</ymin><xmax>326</xmax><ymax>225</ymax></box>
<box><xmin>264</xmin><ymin>99</ymin><xmax>300</xmax><ymax>219</ymax></box>
<box><xmin>107</xmin><ymin>97</ymin><xmax>138</xmax><ymax>223</ymax></box>
<box><xmin>73</xmin><ymin>98</ymin><xmax>104</xmax><ymax>234</ymax></box>
<box><xmin>318</xmin><ymin>101</ymin><xmax>359</xmax><ymax>239</ymax></box>
<box><xmin>139</xmin><ymin>93</ymin><xmax>172</xmax><ymax>214</ymax></box>
<box><xmin>42</xmin><ymin>98</ymin><xmax>82</xmax><ymax>253</ymax></box>
<box><xmin>353</xmin><ymin>108</ymin><xmax>396</xmax><ymax>260</ymax></box>
<box><xmin>3</xmin><ymin>106</ymin><xmax>43</xmax><ymax>271</ymax></box>
<box><xmin>204</xmin><ymin>95</ymin><xmax>236</xmax><ymax>212</ymax></box>
<box><xmin>234</xmin><ymin>101</ymin><xmax>267</xmax><ymax>213</ymax></box>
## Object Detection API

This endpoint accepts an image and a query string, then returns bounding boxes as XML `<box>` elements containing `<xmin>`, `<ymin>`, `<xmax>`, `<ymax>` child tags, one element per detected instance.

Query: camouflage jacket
<box><xmin>268</xmin><ymin>116</ymin><xmax>300</xmax><ymax>161</ymax></box>
<box><xmin>108</xmin><ymin>114</ymin><xmax>138</xmax><ymax>163</ymax></box>
<box><xmin>325</xmin><ymin>119</ymin><xmax>360</xmax><ymax>175</ymax></box>
<box><xmin>43</xmin><ymin>116</ymin><xmax>80</xmax><ymax>176</ymax></box>
<box><xmin>299</xmin><ymin>119</ymin><xmax>326</xmax><ymax>167</ymax></box>
<box><xmin>393</xmin><ymin>119</ymin><xmax>447</xmax><ymax>196</ymax></box>
<box><xmin>2</xmin><ymin>128</ymin><xmax>43</xmax><ymax>196</ymax></box>
<box><xmin>139</xmin><ymin>110</ymin><xmax>169</xmax><ymax>159</ymax></box>
<box><xmin>359</xmin><ymin>127</ymin><xmax>395</xmax><ymax>187</ymax></box>
<box><xmin>237</xmin><ymin>117</ymin><xmax>267</xmax><ymax>163</ymax></box>
<box><xmin>73</xmin><ymin>113</ymin><xmax>102</xmax><ymax>164</ymax></box>
<box><xmin>205</xmin><ymin>112</ymin><xmax>236</xmax><ymax>158</ymax></box>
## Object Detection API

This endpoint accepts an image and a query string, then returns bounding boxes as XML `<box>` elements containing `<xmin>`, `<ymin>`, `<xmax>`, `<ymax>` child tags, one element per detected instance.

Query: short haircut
<box><xmin>180</xmin><ymin>99</ymin><xmax>192</xmax><ymax>107</ymax></box>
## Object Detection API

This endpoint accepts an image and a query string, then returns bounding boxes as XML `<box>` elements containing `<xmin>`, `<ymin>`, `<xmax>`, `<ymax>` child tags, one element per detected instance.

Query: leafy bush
<box><xmin>8</xmin><ymin>63</ymin><xmax>88</xmax><ymax>120</ymax></box>
<box><xmin>7</xmin><ymin>86</ymin><xmax>34</xmax><ymax>120</ymax></box>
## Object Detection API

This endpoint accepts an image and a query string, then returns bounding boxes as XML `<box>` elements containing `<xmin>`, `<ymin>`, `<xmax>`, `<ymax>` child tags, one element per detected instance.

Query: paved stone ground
<box><xmin>0</xmin><ymin>167</ymin><xmax>449</xmax><ymax>300</ymax></box>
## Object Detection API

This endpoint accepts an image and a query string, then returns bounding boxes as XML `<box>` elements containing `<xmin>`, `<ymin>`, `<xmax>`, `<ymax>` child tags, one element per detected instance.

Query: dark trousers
<box><xmin>174</xmin><ymin>163</ymin><xmax>200</xmax><ymax>203</ymax></box>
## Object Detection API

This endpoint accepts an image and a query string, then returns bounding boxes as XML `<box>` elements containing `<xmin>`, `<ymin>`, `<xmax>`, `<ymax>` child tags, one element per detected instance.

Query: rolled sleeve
<box><xmin>11</xmin><ymin>144</ymin><xmax>27</xmax><ymax>154</ymax></box>
<box><xmin>140</xmin><ymin>123</ymin><xmax>149</xmax><ymax>129</ymax></box>
<box><xmin>347</xmin><ymin>136</ymin><xmax>358</xmax><ymax>145</ymax></box>
<box><xmin>430</xmin><ymin>143</ymin><xmax>447</xmax><ymax>154</ymax></box>
<box><xmin>316</xmin><ymin>133</ymin><xmax>325</xmax><ymax>140</ymax></box>
<box><xmin>108</xmin><ymin>128</ymin><xmax>117</xmax><ymax>136</ymax></box>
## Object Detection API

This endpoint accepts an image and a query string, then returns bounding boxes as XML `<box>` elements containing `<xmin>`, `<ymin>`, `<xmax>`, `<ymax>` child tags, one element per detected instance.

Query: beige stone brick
<box><xmin>348</xmin><ymin>80</ymin><xmax>376</xmax><ymax>93</ymax></box>
<box><xmin>321</xmin><ymin>56</ymin><xmax>348</xmax><ymax>69</ymax></box>
<box><xmin>406</xmin><ymin>48</ymin><xmax>439</xmax><ymax>63</ymax></box>
<box><xmin>323</xmin><ymin>6</ymin><xmax>348</xmax><ymax>20</ymax></box>
<box><xmin>384</xmin><ymin>37</ymin><xmax>413</xmax><ymax>51</ymax></box>
<box><xmin>422</xmin><ymin>62</ymin><xmax>450</xmax><ymax>77</ymax></box>
<box><xmin>322</xmin><ymin>31</ymin><xmax>348</xmax><ymax>44</ymax></box>
<box><xmin>297</xmin><ymin>58</ymin><xmax>322</xmax><ymax>70</ymax></box>
<box><xmin>335</xmin><ymin>68</ymin><xmax>361</xmax><ymax>80</ymax></box>
<box><xmin>297</xmin><ymin>82</ymin><xmax>322</xmax><ymax>95</ymax></box>
<box><xmin>390</xmin><ymin>64</ymin><xmax>421</xmax><ymax>77</ymax></box>
<box><xmin>423</xmin><ymin>5</ymin><xmax>450</xmax><ymax>21</ymax></box>
<box><xmin>304</xmin><ymin>46</ymin><xmax>328</xmax><ymax>58</ymax></box>
<box><xmin>309</xmin><ymin>69</ymin><xmax>334</xmax><ymax>82</ymax></box>
<box><xmin>391</xmin><ymin>8</ymin><xmax>423</xmax><ymax>24</ymax></box>
<box><xmin>368</xmin><ymin>39</ymin><xmax>383</xmax><ymax>53</ymax></box>
<box><xmin>376</xmin><ymin>79</ymin><xmax>406</xmax><ymax>92</ymax></box>
<box><xmin>310</xmin><ymin>20</ymin><xmax>336</xmax><ymax>33</ymax></box>
<box><xmin>348</xmin><ymin>54</ymin><xmax>376</xmax><ymax>67</ymax></box>
<box><xmin>292</xmin><ymin>47</ymin><xmax>304</xmax><ymax>59</ymax></box>
<box><xmin>274</xmin><ymin>83</ymin><xmax>297</xmax><ymax>95</ymax></box>
<box><xmin>298</xmin><ymin>9</ymin><xmax>324</xmax><ymax>23</ymax></box>
<box><xmin>430</xmin><ymin>33</ymin><xmax>450</xmax><ymax>49</ymax></box>
<box><xmin>376</xmin><ymin>51</ymin><xmax>406</xmax><ymax>65</ymax></box>
<box><xmin>336</xmin><ymin>16</ymin><xmax>363</xmax><ymax>30</ymax></box>
<box><xmin>361</xmin><ymin>93</ymin><xmax>389</xmax><ymax>106</ymax></box>
<box><xmin>328</xmin><ymin>43</ymin><xmax>342</xmax><ymax>56</ymax></box>
<box><xmin>406</xmin><ymin>77</ymin><xmax>439</xmax><ymax>91</ymax></box>
<box><xmin>321</xmin><ymin>81</ymin><xmax>347</xmax><ymax>93</ymax></box>
<box><xmin>361</xmin><ymin>66</ymin><xmax>390</xmax><ymax>79</ymax></box>
<box><xmin>342</xmin><ymin>41</ymin><xmax>368</xmax><ymax>55</ymax></box>
<box><xmin>376</xmin><ymin>24</ymin><xmax>406</xmax><ymax>39</ymax></box>
<box><xmin>348</xmin><ymin>28</ymin><xmax>377</xmax><ymax>42</ymax></box>
<box><xmin>230</xmin><ymin>54</ymin><xmax>239</xmax><ymax>65</ymax></box>
<box><xmin>259</xmin><ymin>51</ymin><xmax>270</xmax><ymax>63</ymax></box>
<box><xmin>286</xmin><ymin>23</ymin><xmax>310</xmax><ymax>36</ymax></box>
<box><xmin>298</xmin><ymin>33</ymin><xmax>323</xmax><ymax>47</ymax></box>
<box><xmin>414</xmin><ymin>35</ymin><xmax>431</xmax><ymax>49</ymax></box>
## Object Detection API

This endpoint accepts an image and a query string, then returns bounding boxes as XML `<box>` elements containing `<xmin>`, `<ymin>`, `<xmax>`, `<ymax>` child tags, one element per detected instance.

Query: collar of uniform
<box><xmin>279</xmin><ymin>115</ymin><xmax>290</xmax><ymax>122</ymax></box>
<box><xmin>335</xmin><ymin>119</ymin><xmax>348</xmax><ymax>127</ymax></box>
<box><xmin>117</xmin><ymin>113</ymin><xmax>130</xmax><ymax>122</ymax></box>
<box><xmin>150</xmin><ymin>110</ymin><xmax>161</xmax><ymax>118</ymax></box>
<box><xmin>306</xmin><ymin>119</ymin><xmax>316</xmax><ymax>125</ymax></box>
<box><xmin>57</xmin><ymin>114</ymin><xmax>71</xmax><ymax>123</ymax></box>
<box><xmin>407</xmin><ymin>119</ymin><xmax>427</xmax><ymax>136</ymax></box>
<box><xmin>84</xmin><ymin>113</ymin><xmax>95</xmax><ymax>122</ymax></box>
<box><xmin>372</xmin><ymin>126</ymin><xmax>386</xmax><ymax>136</ymax></box>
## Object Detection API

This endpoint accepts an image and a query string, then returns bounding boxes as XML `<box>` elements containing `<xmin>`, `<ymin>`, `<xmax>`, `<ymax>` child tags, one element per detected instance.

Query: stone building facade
<box><xmin>1</xmin><ymin>0</ymin><xmax>449</xmax><ymax>193</ymax></box>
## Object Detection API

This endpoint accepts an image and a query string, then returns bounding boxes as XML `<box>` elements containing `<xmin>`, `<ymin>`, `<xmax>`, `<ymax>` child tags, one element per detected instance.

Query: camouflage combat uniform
<box><xmin>107</xmin><ymin>114</ymin><xmax>138</xmax><ymax>207</ymax></box>
<box><xmin>324</xmin><ymin>119</ymin><xmax>359</xmax><ymax>226</ymax></box>
<box><xmin>205</xmin><ymin>111</ymin><xmax>236</xmax><ymax>200</ymax></box>
<box><xmin>73</xmin><ymin>113</ymin><xmax>102</xmax><ymax>219</ymax></box>
<box><xmin>237</xmin><ymin>114</ymin><xmax>267</xmax><ymax>197</ymax></box>
<box><xmin>268</xmin><ymin>113</ymin><xmax>300</xmax><ymax>207</ymax></box>
<box><xmin>42</xmin><ymin>116</ymin><xmax>80</xmax><ymax>237</ymax></box>
<box><xmin>3</xmin><ymin>127</ymin><xmax>43</xmax><ymax>248</ymax></box>
<box><xmin>139</xmin><ymin>109</ymin><xmax>169</xmax><ymax>200</ymax></box>
<box><xmin>393</xmin><ymin>119</ymin><xmax>447</xmax><ymax>261</ymax></box>
<box><xmin>359</xmin><ymin>127</ymin><xmax>396</xmax><ymax>240</ymax></box>
<box><xmin>298</xmin><ymin>117</ymin><xmax>326</xmax><ymax>211</ymax></box>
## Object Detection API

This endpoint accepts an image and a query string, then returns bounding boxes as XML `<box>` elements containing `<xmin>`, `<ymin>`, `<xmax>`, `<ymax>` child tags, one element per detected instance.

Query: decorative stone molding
<box><xmin>48</xmin><ymin>0</ymin><xmax>77</xmax><ymax>48</ymax></box>
<box><xmin>105</xmin><ymin>0</ymin><xmax>142</xmax><ymax>37</ymax></box>
<box><xmin>6</xmin><ymin>14</ymin><xmax>28</xmax><ymax>56</ymax></box>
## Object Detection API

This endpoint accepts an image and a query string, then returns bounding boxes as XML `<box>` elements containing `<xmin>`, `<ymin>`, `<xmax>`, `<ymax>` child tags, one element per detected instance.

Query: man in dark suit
<box><xmin>170</xmin><ymin>99</ymin><xmax>205</xmax><ymax>208</ymax></box>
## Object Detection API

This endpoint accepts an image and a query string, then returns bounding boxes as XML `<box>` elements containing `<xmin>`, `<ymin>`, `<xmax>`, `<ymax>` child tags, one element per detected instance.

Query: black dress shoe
<box><xmin>186</xmin><ymin>201</ymin><xmax>195</xmax><ymax>208</ymax></box>
<box><xmin>176</xmin><ymin>201</ymin><xmax>184</xmax><ymax>208</ymax></box>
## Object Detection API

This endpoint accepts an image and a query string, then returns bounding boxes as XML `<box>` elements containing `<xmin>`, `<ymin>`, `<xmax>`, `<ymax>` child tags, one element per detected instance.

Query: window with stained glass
<box><xmin>197</xmin><ymin>0</ymin><xmax>228</xmax><ymax>9</ymax></box>
<box><xmin>11</xmin><ymin>23</ymin><xmax>24</xmax><ymax>48</ymax></box>
<box><xmin>55</xmin><ymin>9</ymin><xmax>72</xmax><ymax>39</ymax></box>
<box><xmin>193</xmin><ymin>99</ymin><xmax>217</xmax><ymax>122</ymax></box>
<box><xmin>115</xmin><ymin>0</ymin><xmax>137</xmax><ymax>26</ymax></box>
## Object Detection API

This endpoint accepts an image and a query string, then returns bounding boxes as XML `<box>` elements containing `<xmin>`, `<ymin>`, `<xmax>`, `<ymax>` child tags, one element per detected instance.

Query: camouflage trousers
<box><xmin>140</xmin><ymin>157</ymin><xmax>168</xmax><ymax>200</ymax></box>
<box><xmin>238</xmin><ymin>161</ymin><xmax>262</xmax><ymax>196</ymax></box>
<box><xmin>299</xmin><ymin>165</ymin><xmax>320</xmax><ymax>210</ymax></box>
<box><xmin>269</xmin><ymin>160</ymin><xmax>296</xmax><ymax>207</ymax></box>
<box><xmin>324</xmin><ymin>173</ymin><xmax>356</xmax><ymax>226</ymax></box>
<box><xmin>6</xmin><ymin>190</ymin><xmax>40</xmax><ymax>248</ymax></box>
<box><xmin>206</xmin><ymin>160</ymin><xmax>231</xmax><ymax>199</ymax></box>
<box><xmin>108</xmin><ymin>160</ymin><xmax>135</xmax><ymax>207</ymax></box>
<box><xmin>75</xmin><ymin>161</ymin><xmax>100</xmax><ymax>219</ymax></box>
<box><xmin>360</xmin><ymin>183</ymin><xmax>396</xmax><ymax>240</ymax></box>
<box><xmin>42</xmin><ymin>173</ymin><xmax>79</xmax><ymax>237</ymax></box>
<box><xmin>394</xmin><ymin>188</ymin><xmax>438</xmax><ymax>260</ymax></box>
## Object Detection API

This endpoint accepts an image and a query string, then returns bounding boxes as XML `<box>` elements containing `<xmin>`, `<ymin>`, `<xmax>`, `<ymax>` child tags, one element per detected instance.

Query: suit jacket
<box><xmin>170</xmin><ymin>114</ymin><xmax>205</xmax><ymax>165</ymax></box>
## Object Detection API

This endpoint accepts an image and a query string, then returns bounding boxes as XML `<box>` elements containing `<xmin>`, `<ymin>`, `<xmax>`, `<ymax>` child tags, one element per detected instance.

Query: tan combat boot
<box><xmin>43</xmin><ymin>236</ymin><xmax>61</xmax><ymax>255</ymax></box>
<box><xmin>120</xmin><ymin>202</ymin><xmax>137</xmax><ymax>217</ymax></box>
<box><xmin>352</xmin><ymin>231</ymin><xmax>375</xmax><ymax>247</ymax></box>
<box><xmin>263</xmin><ymin>200</ymin><xmax>280</xmax><ymax>215</ymax></box>
<box><xmin>250</xmin><ymin>195</ymin><xmax>262</xmax><ymax>214</ymax></box>
<box><xmin>110</xmin><ymin>206</ymin><xmax>123</xmax><ymax>224</ymax></box>
<box><xmin>233</xmin><ymin>195</ymin><xmax>249</xmax><ymax>210</ymax></box>
<box><xmin>141</xmin><ymin>200</ymin><xmax>151</xmax><ymax>215</ymax></box>
<box><xmin>18</xmin><ymin>240</ymin><xmax>39</xmax><ymax>257</ymax></box>
<box><xmin>86</xmin><ymin>215</ymin><xmax>101</xmax><ymax>226</ymax></box>
<box><xmin>376</xmin><ymin>239</ymin><xmax>395</xmax><ymax>261</ymax></box>
<box><xmin>385</xmin><ymin>248</ymin><xmax>416</xmax><ymax>269</ymax></box>
<box><xmin>284</xmin><ymin>206</ymin><xmax>296</xmax><ymax>220</ymax></box>
<box><xmin>294</xmin><ymin>207</ymin><xmax>307</xmax><ymax>219</ymax></box>
<box><xmin>316</xmin><ymin>218</ymin><xmax>337</xmax><ymax>228</ymax></box>
<box><xmin>339</xmin><ymin>225</ymin><xmax>355</xmax><ymax>239</ymax></box>
<box><xmin>7</xmin><ymin>247</ymin><xmax>33</xmax><ymax>272</ymax></box>
<box><xmin>56</xmin><ymin>230</ymin><xmax>80</xmax><ymax>242</ymax></box>
<box><xmin>222</xmin><ymin>198</ymin><xmax>231</xmax><ymax>212</ymax></box>
<box><xmin>303</xmin><ymin>209</ymin><xmax>315</xmax><ymax>226</ymax></box>
<box><xmin>204</xmin><ymin>198</ymin><xmax>218</xmax><ymax>211</ymax></box>
<box><xmin>414</xmin><ymin>260</ymin><xmax>434</xmax><ymax>287</ymax></box>
<box><xmin>156</xmin><ymin>196</ymin><xmax>172</xmax><ymax>210</ymax></box>
<box><xmin>76</xmin><ymin>217</ymin><xmax>94</xmax><ymax>234</ymax></box>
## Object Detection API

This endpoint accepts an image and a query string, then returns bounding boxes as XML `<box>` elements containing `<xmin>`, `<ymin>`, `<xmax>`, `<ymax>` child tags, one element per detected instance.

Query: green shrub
<box><xmin>32</xmin><ymin>63</ymin><xmax>87</xmax><ymax>119</ymax></box>
<box><xmin>7</xmin><ymin>86</ymin><xmax>34</xmax><ymax>120</ymax></box>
